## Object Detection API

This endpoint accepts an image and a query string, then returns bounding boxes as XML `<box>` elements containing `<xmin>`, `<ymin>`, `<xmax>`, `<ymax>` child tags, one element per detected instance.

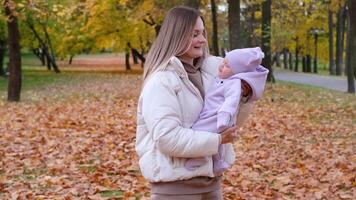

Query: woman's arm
<box><xmin>141</xmin><ymin>72</ymin><xmax>220</xmax><ymax>158</ymax></box>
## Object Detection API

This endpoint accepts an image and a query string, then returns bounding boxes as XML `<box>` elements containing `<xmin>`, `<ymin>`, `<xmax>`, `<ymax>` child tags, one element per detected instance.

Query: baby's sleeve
<box><xmin>217</xmin><ymin>79</ymin><xmax>242</xmax><ymax>132</ymax></box>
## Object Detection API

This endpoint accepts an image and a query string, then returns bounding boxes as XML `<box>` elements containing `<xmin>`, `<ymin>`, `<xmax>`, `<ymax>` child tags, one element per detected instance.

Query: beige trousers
<box><xmin>150</xmin><ymin>188</ymin><xmax>223</xmax><ymax>200</ymax></box>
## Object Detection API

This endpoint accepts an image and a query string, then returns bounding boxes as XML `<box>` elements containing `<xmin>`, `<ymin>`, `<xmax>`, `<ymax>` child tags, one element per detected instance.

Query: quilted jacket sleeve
<box><xmin>141</xmin><ymin>72</ymin><xmax>220</xmax><ymax>158</ymax></box>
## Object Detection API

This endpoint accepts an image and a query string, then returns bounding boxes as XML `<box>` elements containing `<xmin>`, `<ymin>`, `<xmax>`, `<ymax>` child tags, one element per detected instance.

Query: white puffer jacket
<box><xmin>136</xmin><ymin>56</ymin><xmax>253</xmax><ymax>182</ymax></box>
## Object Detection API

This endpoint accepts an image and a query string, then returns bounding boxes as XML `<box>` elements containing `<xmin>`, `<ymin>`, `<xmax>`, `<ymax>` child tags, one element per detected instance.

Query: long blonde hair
<box><xmin>143</xmin><ymin>6</ymin><xmax>209</xmax><ymax>82</ymax></box>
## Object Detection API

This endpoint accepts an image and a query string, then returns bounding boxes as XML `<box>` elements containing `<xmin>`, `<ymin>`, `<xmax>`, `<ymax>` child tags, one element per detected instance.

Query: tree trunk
<box><xmin>289</xmin><ymin>51</ymin><xmax>293</xmax><ymax>70</ymax></box>
<box><xmin>183</xmin><ymin>0</ymin><xmax>200</xmax><ymax>9</ymax></box>
<box><xmin>306</xmin><ymin>54</ymin><xmax>312</xmax><ymax>73</ymax></box>
<box><xmin>261</xmin><ymin>0</ymin><xmax>273</xmax><ymax>82</ymax></box>
<box><xmin>5</xmin><ymin>0</ymin><xmax>22</xmax><ymax>101</ymax></box>
<box><xmin>42</xmin><ymin>25</ymin><xmax>60</xmax><ymax>73</ymax></box>
<box><xmin>210</xmin><ymin>0</ymin><xmax>219</xmax><ymax>56</ymax></box>
<box><xmin>275</xmin><ymin>51</ymin><xmax>281</xmax><ymax>67</ymax></box>
<box><xmin>302</xmin><ymin>56</ymin><xmax>306</xmax><ymax>72</ymax></box>
<box><xmin>43</xmin><ymin>47</ymin><xmax>51</xmax><ymax>70</ymax></box>
<box><xmin>247</xmin><ymin>5</ymin><xmax>257</xmax><ymax>47</ymax></box>
<box><xmin>336</xmin><ymin>5</ymin><xmax>346</xmax><ymax>76</ymax></box>
<box><xmin>228</xmin><ymin>0</ymin><xmax>240</xmax><ymax>49</ymax></box>
<box><xmin>132</xmin><ymin>48</ymin><xmax>145</xmax><ymax>63</ymax></box>
<box><xmin>26</xmin><ymin>19</ymin><xmax>60</xmax><ymax>73</ymax></box>
<box><xmin>313</xmin><ymin>34</ymin><xmax>318</xmax><ymax>73</ymax></box>
<box><xmin>328</xmin><ymin>10</ymin><xmax>335</xmax><ymax>75</ymax></box>
<box><xmin>131</xmin><ymin>48</ymin><xmax>138</xmax><ymax>64</ymax></box>
<box><xmin>283</xmin><ymin>48</ymin><xmax>288</xmax><ymax>69</ymax></box>
<box><xmin>346</xmin><ymin>0</ymin><xmax>355</xmax><ymax>93</ymax></box>
<box><xmin>0</xmin><ymin>40</ymin><xmax>5</xmax><ymax>76</ymax></box>
<box><xmin>295</xmin><ymin>38</ymin><xmax>299</xmax><ymax>72</ymax></box>
<box><xmin>69</xmin><ymin>55</ymin><xmax>74</xmax><ymax>65</ymax></box>
<box><xmin>125</xmin><ymin>47</ymin><xmax>131</xmax><ymax>70</ymax></box>
<box><xmin>32</xmin><ymin>48</ymin><xmax>45</xmax><ymax>66</ymax></box>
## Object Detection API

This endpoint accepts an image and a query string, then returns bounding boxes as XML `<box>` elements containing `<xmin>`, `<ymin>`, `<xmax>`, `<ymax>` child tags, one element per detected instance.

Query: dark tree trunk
<box><xmin>32</xmin><ymin>48</ymin><xmax>45</xmax><ymax>66</ymax></box>
<box><xmin>306</xmin><ymin>54</ymin><xmax>312</xmax><ymax>73</ymax></box>
<box><xmin>133</xmin><ymin>49</ymin><xmax>145</xmax><ymax>63</ymax></box>
<box><xmin>131</xmin><ymin>49</ymin><xmax>138</xmax><ymax>64</ymax></box>
<box><xmin>336</xmin><ymin>5</ymin><xmax>346</xmax><ymax>76</ymax></box>
<box><xmin>302</xmin><ymin>56</ymin><xmax>306</xmax><ymax>72</ymax></box>
<box><xmin>221</xmin><ymin>47</ymin><xmax>226</xmax><ymax>57</ymax></box>
<box><xmin>346</xmin><ymin>0</ymin><xmax>355</xmax><ymax>93</ymax></box>
<box><xmin>313</xmin><ymin>34</ymin><xmax>318</xmax><ymax>73</ymax></box>
<box><xmin>0</xmin><ymin>40</ymin><xmax>6</xmax><ymax>76</ymax></box>
<box><xmin>125</xmin><ymin>47</ymin><xmax>131</xmax><ymax>70</ymax></box>
<box><xmin>247</xmin><ymin>5</ymin><xmax>257</xmax><ymax>47</ymax></box>
<box><xmin>43</xmin><ymin>47</ymin><xmax>51</xmax><ymax>70</ymax></box>
<box><xmin>183</xmin><ymin>0</ymin><xmax>200</xmax><ymax>9</ymax></box>
<box><xmin>40</xmin><ymin>48</ymin><xmax>46</xmax><ymax>66</ymax></box>
<box><xmin>42</xmin><ymin>25</ymin><xmax>60</xmax><ymax>73</ymax></box>
<box><xmin>5</xmin><ymin>0</ymin><xmax>22</xmax><ymax>101</ymax></box>
<box><xmin>283</xmin><ymin>48</ymin><xmax>288</xmax><ymax>69</ymax></box>
<box><xmin>210</xmin><ymin>0</ymin><xmax>219</xmax><ymax>56</ymax></box>
<box><xmin>261</xmin><ymin>0</ymin><xmax>273</xmax><ymax>82</ymax></box>
<box><xmin>228</xmin><ymin>0</ymin><xmax>240</xmax><ymax>49</ymax></box>
<box><xmin>26</xmin><ymin>19</ymin><xmax>60</xmax><ymax>73</ymax></box>
<box><xmin>328</xmin><ymin>10</ymin><xmax>335</xmax><ymax>75</ymax></box>
<box><xmin>289</xmin><ymin>51</ymin><xmax>293</xmax><ymax>70</ymax></box>
<box><xmin>69</xmin><ymin>55</ymin><xmax>74</xmax><ymax>65</ymax></box>
<box><xmin>295</xmin><ymin>37</ymin><xmax>299</xmax><ymax>72</ymax></box>
<box><xmin>275</xmin><ymin>51</ymin><xmax>281</xmax><ymax>67</ymax></box>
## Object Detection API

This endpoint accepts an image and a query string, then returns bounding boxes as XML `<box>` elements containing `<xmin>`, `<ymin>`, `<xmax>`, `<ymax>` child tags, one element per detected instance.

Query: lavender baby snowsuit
<box><xmin>185</xmin><ymin>47</ymin><xmax>269</xmax><ymax>175</ymax></box>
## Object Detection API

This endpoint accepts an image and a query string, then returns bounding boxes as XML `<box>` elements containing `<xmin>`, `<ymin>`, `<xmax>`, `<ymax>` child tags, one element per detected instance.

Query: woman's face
<box><xmin>180</xmin><ymin>17</ymin><xmax>207</xmax><ymax>64</ymax></box>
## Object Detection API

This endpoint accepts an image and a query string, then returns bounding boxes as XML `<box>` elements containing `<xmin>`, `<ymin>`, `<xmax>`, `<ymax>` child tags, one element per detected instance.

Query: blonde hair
<box><xmin>143</xmin><ymin>6</ymin><xmax>209</xmax><ymax>83</ymax></box>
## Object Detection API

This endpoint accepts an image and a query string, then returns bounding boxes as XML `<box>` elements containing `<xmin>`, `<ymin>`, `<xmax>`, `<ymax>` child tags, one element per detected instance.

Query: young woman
<box><xmin>136</xmin><ymin>6</ymin><xmax>253</xmax><ymax>200</ymax></box>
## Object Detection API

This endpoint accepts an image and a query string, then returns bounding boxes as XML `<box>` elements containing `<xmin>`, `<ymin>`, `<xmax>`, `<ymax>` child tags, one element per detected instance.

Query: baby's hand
<box><xmin>242</xmin><ymin>80</ymin><xmax>252</xmax><ymax>97</ymax></box>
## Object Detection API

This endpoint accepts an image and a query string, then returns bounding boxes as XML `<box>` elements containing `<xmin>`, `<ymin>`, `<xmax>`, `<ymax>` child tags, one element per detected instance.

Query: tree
<box><xmin>210</xmin><ymin>0</ymin><xmax>219</xmax><ymax>55</ymax></box>
<box><xmin>183</xmin><ymin>0</ymin><xmax>200</xmax><ymax>9</ymax></box>
<box><xmin>228</xmin><ymin>0</ymin><xmax>240</xmax><ymax>49</ymax></box>
<box><xmin>328</xmin><ymin>9</ymin><xmax>335</xmax><ymax>75</ymax></box>
<box><xmin>0</xmin><ymin>18</ymin><xmax>6</xmax><ymax>76</ymax></box>
<box><xmin>5</xmin><ymin>0</ymin><xmax>22</xmax><ymax>101</ymax></box>
<box><xmin>261</xmin><ymin>0</ymin><xmax>273</xmax><ymax>82</ymax></box>
<box><xmin>335</xmin><ymin>4</ymin><xmax>346</xmax><ymax>76</ymax></box>
<box><xmin>346</xmin><ymin>0</ymin><xmax>355</xmax><ymax>93</ymax></box>
<box><xmin>20</xmin><ymin>1</ymin><xmax>63</xmax><ymax>73</ymax></box>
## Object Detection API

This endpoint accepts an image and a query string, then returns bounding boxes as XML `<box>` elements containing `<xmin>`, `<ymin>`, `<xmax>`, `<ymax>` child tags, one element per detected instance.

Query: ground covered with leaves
<box><xmin>0</xmin><ymin>72</ymin><xmax>355</xmax><ymax>199</ymax></box>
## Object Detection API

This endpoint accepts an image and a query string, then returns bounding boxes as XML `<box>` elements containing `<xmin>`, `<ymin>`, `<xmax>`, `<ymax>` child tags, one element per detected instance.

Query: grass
<box><xmin>0</xmin><ymin>68</ymin><xmax>93</xmax><ymax>92</ymax></box>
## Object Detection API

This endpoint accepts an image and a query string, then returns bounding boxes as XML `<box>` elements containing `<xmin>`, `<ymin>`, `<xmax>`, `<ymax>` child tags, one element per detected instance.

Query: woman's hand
<box><xmin>220</xmin><ymin>126</ymin><xmax>238</xmax><ymax>144</ymax></box>
<box><xmin>241</xmin><ymin>80</ymin><xmax>252</xmax><ymax>97</ymax></box>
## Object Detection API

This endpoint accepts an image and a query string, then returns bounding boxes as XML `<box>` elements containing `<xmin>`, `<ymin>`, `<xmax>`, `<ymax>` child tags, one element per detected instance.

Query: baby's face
<box><xmin>218</xmin><ymin>58</ymin><xmax>234</xmax><ymax>79</ymax></box>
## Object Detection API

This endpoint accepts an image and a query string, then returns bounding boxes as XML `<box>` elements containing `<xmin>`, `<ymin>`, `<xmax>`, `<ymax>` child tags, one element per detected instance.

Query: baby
<box><xmin>185</xmin><ymin>47</ymin><xmax>269</xmax><ymax>175</ymax></box>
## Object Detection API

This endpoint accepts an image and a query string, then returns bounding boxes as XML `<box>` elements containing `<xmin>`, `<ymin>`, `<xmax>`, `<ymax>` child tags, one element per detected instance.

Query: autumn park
<box><xmin>0</xmin><ymin>0</ymin><xmax>355</xmax><ymax>199</ymax></box>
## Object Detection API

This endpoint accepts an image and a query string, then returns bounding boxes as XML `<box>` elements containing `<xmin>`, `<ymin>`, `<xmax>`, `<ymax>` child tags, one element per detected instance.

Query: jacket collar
<box><xmin>166</xmin><ymin>56</ymin><xmax>190</xmax><ymax>78</ymax></box>
<box><xmin>165</xmin><ymin>56</ymin><xmax>204</xmax><ymax>103</ymax></box>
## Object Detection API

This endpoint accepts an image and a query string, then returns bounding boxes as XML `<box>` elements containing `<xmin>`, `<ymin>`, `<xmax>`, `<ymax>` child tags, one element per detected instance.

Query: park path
<box><xmin>274</xmin><ymin>69</ymin><xmax>355</xmax><ymax>92</ymax></box>
<box><xmin>66</xmin><ymin>55</ymin><xmax>355</xmax><ymax>92</ymax></box>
